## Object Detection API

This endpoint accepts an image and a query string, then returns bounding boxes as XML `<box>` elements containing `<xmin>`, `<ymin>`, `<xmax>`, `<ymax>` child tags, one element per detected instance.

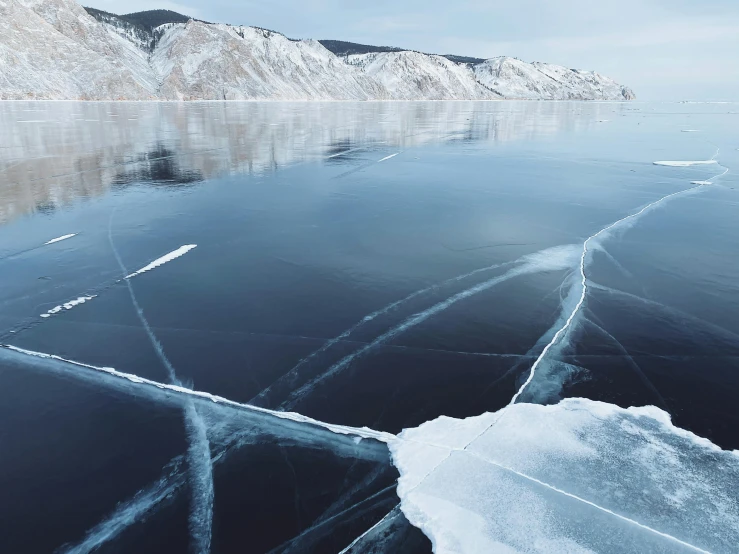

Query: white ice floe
<box><xmin>653</xmin><ymin>160</ymin><xmax>718</xmax><ymax>167</ymax></box>
<box><xmin>40</xmin><ymin>295</ymin><xmax>96</xmax><ymax>318</ymax></box>
<box><xmin>44</xmin><ymin>233</ymin><xmax>77</xmax><ymax>245</ymax></box>
<box><xmin>124</xmin><ymin>244</ymin><xmax>197</xmax><ymax>279</ymax></box>
<box><xmin>391</xmin><ymin>398</ymin><xmax>739</xmax><ymax>554</ymax></box>
<box><xmin>378</xmin><ymin>153</ymin><xmax>399</xmax><ymax>163</ymax></box>
<box><xmin>691</xmin><ymin>180</ymin><xmax>712</xmax><ymax>185</ymax></box>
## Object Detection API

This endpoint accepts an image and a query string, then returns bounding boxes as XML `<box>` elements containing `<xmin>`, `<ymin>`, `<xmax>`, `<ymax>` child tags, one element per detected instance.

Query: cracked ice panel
<box><xmin>391</xmin><ymin>398</ymin><xmax>739</xmax><ymax>554</ymax></box>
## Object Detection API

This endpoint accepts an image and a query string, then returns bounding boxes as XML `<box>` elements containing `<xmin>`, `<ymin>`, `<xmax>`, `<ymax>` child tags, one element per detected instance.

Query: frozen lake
<box><xmin>0</xmin><ymin>101</ymin><xmax>737</xmax><ymax>553</ymax></box>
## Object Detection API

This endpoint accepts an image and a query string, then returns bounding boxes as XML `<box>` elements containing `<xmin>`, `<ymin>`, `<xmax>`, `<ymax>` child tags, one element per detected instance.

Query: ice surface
<box><xmin>391</xmin><ymin>398</ymin><xmax>739</xmax><ymax>554</ymax></box>
<box><xmin>44</xmin><ymin>233</ymin><xmax>76</xmax><ymax>244</ymax></box>
<box><xmin>124</xmin><ymin>244</ymin><xmax>197</xmax><ymax>279</ymax></box>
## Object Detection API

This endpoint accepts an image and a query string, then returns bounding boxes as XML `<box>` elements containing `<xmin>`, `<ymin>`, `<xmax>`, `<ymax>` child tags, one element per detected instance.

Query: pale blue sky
<box><xmin>85</xmin><ymin>0</ymin><xmax>739</xmax><ymax>101</ymax></box>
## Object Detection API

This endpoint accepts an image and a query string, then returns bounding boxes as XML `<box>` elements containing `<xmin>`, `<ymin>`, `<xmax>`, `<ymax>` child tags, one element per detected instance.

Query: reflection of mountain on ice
<box><xmin>0</xmin><ymin>101</ymin><xmax>622</xmax><ymax>224</ymax></box>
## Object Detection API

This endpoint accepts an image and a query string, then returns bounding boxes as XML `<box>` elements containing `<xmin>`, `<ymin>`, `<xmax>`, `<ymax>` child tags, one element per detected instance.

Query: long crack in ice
<box><xmin>251</xmin><ymin>258</ymin><xmax>518</xmax><ymax>407</ymax></box>
<box><xmin>280</xmin><ymin>245</ymin><xmax>580</xmax><ymax>410</ymax></box>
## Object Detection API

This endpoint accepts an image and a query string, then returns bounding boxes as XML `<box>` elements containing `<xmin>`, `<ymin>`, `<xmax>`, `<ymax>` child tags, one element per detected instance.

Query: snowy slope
<box><xmin>347</xmin><ymin>51</ymin><xmax>500</xmax><ymax>100</ymax></box>
<box><xmin>474</xmin><ymin>57</ymin><xmax>635</xmax><ymax>100</ymax></box>
<box><xmin>152</xmin><ymin>23</ymin><xmax>388</xmax><ymax>101</ymax></box>
<box><xmin>0</xmin><ymin>0</ymin><xmax>635</xmax><ymax>101</ymax></box>
<box><xmin>0</xmin><ymin>0</ymin><xmax>157</xmax><ymax>99</ymax></box>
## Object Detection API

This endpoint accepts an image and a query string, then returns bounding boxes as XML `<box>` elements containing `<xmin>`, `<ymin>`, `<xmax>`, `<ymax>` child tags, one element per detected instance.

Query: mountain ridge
<box><xmin>0</xmin><ymin>0</ymin><xmax>635</xmax><ymax>101</ymax></box>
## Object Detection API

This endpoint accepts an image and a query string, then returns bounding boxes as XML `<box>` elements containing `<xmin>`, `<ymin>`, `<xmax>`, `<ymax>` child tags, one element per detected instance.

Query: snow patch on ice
<box><xmin>40</xmin><ymin>295</ymin><xmax>96</xmax><ymax>318</ymax></box>
<box><xmin>691</xmin><ymin>180</ymin><xmax>712</xmax><ymax>185</ymax></box>
<box><xmin>125</xmin><ymin>244</ymin><xmax>197</xmax><ymax>279</ymax></box>
<box><xmin>44</xmin><ymin>233</ymin><xmax>77</xmax><ymax>245</ymax></box>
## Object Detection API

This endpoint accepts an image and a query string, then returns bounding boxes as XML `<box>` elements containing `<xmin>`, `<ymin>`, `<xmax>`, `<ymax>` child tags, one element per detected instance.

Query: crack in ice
<box><xmin>251</xmin><ymin>259</ymin><xmax>517</xmax><ymax>407</ymax></box>
<box><xmin>280</xmin><ymin>245</ymin><xmax>579</xmax><ymax>410</ymax></box>
<box><xmin>460</xmin><ymin>450</ymin><xmax>713</xmax><ymax>554</ymax></box>
<box><xmin>108</xmin><ymin>214</ymin><xmax>212</xmax><ymax>554</ymax></box>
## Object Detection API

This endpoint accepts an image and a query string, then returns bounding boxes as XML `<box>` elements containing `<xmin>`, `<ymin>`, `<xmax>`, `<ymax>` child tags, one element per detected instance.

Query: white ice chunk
<box><xmin>691</xmin><ymin>181</ymin><xmax>712</xmax><ymax>185</ymax></box>
<box><xmin>44</xmin><ymin>233</ymin><xmax>77</xmax><ymax>245</ymax></box>
<box><xmin>125</xmin><ymin>244</ymin><xmax>197</xmax><ymax>279</ymax></box>
<box><xmin>391</xmin><ymin>398</ymin><xmax>739</xmax><ymax>554</ymax></box>
<box><xmin>653</xmin><ymin>160</ymin><xmax>718</xmax><ymax>167</ymax></box>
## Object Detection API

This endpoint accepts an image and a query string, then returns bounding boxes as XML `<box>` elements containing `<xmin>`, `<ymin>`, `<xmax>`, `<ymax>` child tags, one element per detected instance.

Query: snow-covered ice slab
<box><xmin>391</xmin><ymin>398</ymin><xmax>739</xmax><ymax>554</ymax></box>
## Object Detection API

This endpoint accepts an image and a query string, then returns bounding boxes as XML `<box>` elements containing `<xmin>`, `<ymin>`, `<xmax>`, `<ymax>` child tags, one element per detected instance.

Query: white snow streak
<box><xmin>124</xmin><ymin>244</ymin><xmax>197</xmax><ymax>279</ymax></box>
<box><xmin>377</xmin><ymin>153</ymin><xmax>399</xmax><ymax>163</ymax></box>
<box><xmin>45</xmin><ymin>233</ymin><xmax>77</xmax><ymax>245</ymax></box>
<box><xmin>40</xmin><ymin>295</ymin><xmax>96</xmax><ymax>318</ymax></box>
<box><xmin>653</xmin><ymin>160</ymin><xmax>717</xmax><ymax>167</ymax></box>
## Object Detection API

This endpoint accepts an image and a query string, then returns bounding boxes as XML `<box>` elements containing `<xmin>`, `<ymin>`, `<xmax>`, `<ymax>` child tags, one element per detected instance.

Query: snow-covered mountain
<box><xmin>152</xmin><ymin>23</ymin><xmax>388</xmax><ymax>100</ymax></box>
<box><xmin>0</xmin><ymin>0</ymin><xmax>636</xmax><ymax>101</ymax></box>
<box><xmin>474</xmin><ymin>57</ymin><xmax>636</xmax><ymax>100</ymax></box>
<box><xmin>346</xmin><ymin>51</ymin><xmax>499</xmax><ymax>100</ymax></box>
<box><xmin>0</xmin><ymin>0</ymin><xmax>158</xmax><ymax>99</ymax></box>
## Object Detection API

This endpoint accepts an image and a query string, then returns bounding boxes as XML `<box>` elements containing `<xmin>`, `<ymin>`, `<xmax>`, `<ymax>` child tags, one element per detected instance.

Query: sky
<box><xmin>84</xmin><ymin>0</ymin><xmax>739</xmax><ymax>101</ymax></box>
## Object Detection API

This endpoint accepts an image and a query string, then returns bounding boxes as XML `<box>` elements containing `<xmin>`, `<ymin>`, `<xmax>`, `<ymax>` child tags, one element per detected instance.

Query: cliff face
<box><xmin>0</xmin><ymin>0</ymin><xmax>636</xmax><ymax>101</ymax></box>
